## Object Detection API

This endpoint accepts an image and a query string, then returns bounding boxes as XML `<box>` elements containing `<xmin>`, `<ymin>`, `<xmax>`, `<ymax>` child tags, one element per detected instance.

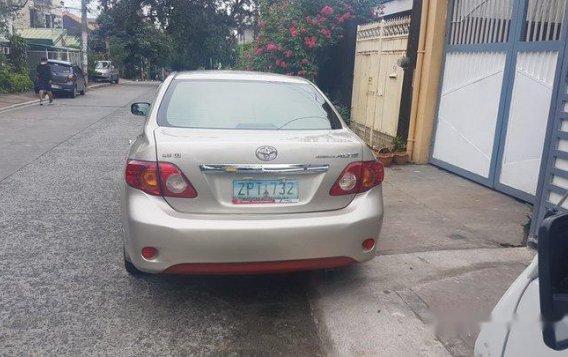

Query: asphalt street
<box><xmin>0</xmin><ymin>83</ymin><xmax>323</xmax><ymax>355</ymax></box>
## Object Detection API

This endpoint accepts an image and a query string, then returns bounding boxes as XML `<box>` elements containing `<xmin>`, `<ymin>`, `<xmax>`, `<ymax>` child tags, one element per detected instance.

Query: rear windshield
<box><xmin>49</xmin><ymin>63</ymin><xmax>71</xmax><ymax>73</ymax></box>
<box><xmin>157</xmin><ymin>80</ymin><xmax>341</xmax><ymax>130</ymax></box>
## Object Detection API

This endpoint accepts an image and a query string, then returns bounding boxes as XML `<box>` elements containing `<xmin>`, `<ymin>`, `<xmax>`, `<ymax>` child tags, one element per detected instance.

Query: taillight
<box><xmin>125</xmin><ymin>161</ymin><xmax>160</xmax><ymax>195</ymax></box>
<box><xmin>158</xmin><ymin>162</ymin><xmax>197</xmax><ymax>198</ymax></box>
<box><xmin>67</xmin><ymin>74</ymin><xmax>75</xmax><ymax>81</ymax></box>
<box><xmin>125</xmin><ymin>160</ymin><xmax>197</xmax><ymax>198</ymax></box>
<box><xmin>330</xmin><ymin>161</ymin><xmax>384</xmax><ymax>196</ymax></box>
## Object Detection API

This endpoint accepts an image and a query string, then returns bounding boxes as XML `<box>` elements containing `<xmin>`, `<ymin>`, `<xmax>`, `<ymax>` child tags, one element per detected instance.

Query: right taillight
<box><xmin>125</xmin><ymin>160</ymin><xmax>197</xmax><ymax>198</ymax></box>
<box><xmin>330</xmin><ymin>160</ymin><xmax>384</xmax><ymax>196</ymax></box>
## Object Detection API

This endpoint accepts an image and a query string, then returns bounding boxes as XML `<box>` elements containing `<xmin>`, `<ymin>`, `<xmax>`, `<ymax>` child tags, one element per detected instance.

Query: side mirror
<box><xmin>539</xmin><ymin>211</ymin><xmax>568</xmax><ymax>350</ymax></box>
<box><xmin>131</xmin><ymin>102</ymin><xmax>151</xmax><ymax>116</ymax></box>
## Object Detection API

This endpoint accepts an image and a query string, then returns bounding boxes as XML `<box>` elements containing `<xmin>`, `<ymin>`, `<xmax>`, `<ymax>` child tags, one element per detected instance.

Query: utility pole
<box><xmin>81</xmin><ymin>0</ymin><xmax>88</xmax><ymax>83</ymax></box>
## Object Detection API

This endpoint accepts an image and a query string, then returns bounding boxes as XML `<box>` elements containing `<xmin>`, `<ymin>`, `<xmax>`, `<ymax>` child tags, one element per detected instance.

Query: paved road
<box><xmin>0</xmin><ymin>83</ymin><xmax>323</xmax><ymax>355</ymax></box>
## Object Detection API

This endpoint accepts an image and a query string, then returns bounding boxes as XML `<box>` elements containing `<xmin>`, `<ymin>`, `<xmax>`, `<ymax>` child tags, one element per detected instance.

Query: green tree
<box><xmin>96</xmin><ymin>0</ymin><xmax>171</xmax><ymax>78</ymax></box>
<box><xmin>239</xmin><ymin>0</ymin><xmax>379</xmax><ymax>79</ymax></box>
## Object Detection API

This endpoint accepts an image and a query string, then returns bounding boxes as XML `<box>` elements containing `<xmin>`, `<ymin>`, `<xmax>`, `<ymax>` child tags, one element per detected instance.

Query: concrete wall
<box><xmin>406</xmin><ymin>0</ymin><xmax>448</xmax><ymax>164</ymax></box>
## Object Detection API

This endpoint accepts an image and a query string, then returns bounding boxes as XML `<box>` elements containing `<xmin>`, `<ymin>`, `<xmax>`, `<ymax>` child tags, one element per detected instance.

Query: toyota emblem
<box><xmin>255</xmin><ymin>146</ymin><xmax>278</xmax><ymax>161</ymax></box>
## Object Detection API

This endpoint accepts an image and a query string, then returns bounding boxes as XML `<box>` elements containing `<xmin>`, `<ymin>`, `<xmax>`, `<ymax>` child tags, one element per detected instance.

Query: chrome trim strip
<box><xmin>199</xmin><ymin>164</ymin><xmax>330</xmax><ymax>175</ymax></box>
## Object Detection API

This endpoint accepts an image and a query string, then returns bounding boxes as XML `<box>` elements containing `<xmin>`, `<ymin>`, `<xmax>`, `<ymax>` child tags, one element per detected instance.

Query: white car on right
<box><xmin>475</xmin><ymin>205</ymin><xmax>568</xmax><ymax>356</ymax></box>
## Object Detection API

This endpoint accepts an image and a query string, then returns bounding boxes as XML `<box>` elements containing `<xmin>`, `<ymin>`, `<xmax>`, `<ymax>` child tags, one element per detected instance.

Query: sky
<box><xmin>63</xmin><ymin>0</ymin><xmax>100</xmax><ymax>18</ymax></box>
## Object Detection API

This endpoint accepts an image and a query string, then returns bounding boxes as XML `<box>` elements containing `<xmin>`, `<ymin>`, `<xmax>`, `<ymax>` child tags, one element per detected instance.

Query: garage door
<box><xmin>431</xmin><ymin>0</ymin><xmax>568</xmax><ymax>203</ymax></box>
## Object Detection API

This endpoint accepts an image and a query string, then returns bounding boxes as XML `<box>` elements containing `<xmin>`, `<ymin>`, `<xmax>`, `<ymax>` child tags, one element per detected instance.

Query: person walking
<box><xmin>36</xmin><ymin>57</ymin><xmax>54</xmax><ymax>105</ymax></box>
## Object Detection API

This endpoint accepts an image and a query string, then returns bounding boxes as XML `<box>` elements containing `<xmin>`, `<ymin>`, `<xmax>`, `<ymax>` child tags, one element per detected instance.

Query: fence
<box><xmin>27</xmin><ymin>49</ymin><xmax>82</xmax><ymax>78</ymax></box>
<box><xmin>350</xmin><ymin>16</ymin><xmax>411</xmax><ymax>149</ymax></box>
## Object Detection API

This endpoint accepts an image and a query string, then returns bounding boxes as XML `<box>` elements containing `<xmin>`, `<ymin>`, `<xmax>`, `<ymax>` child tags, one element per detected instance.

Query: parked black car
<box><xmin>34</xmin><ymin>60</ymin><xmax>87</xmax><ymax>98</ymax></box>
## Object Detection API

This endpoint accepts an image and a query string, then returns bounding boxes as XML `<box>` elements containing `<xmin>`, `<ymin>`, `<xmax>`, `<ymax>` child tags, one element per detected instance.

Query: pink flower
<box><xmin>301</xmin><ymin>58</ymin><xmax>309</xmax><ymax>65</ymax></box>
<box><xmin>255</xmin><ymin>47</ymin><xmax>265</xmax><ymax>55</ymax></box>
<box><xmin>320</xmin><ymin>29</ymin><xmax>332</xmax><ymax>38</ymax></box>
<box><xmin>257</xmin><ymin>20</ymin><xmax>266</xmax><ymax>28</ymax></box>
<box><xmin>266</xmin><ymin>43</ymin><xmax>279</xmax><ymax>51</ymax></box>
<box><xmin>338</xmin><ymin>12</ymin><xmax>352</xmax><ymax>24</ymax></box>
<box><xmin>304</xmin><ymin>36</ymin><xmax>318</xmax><ymax>48</ymax></box>
<box><xmin>298</xmin><ymin>69</ymin><xmax>307</xmax><ymax>76</ymax></box>
<box><xmin>284</xmin><ymin>49</ymin><xmax>294</xmax><ymax>58</ymax></box>
<box><xmin>321</xmin><ymin>6</ymin><xmax>334</xmax><ymax>16</ymax></box>
<box><xmin>289</xmin><ymin>26</ymin><xmax>298</xmax><ymax>37</ymax></box>
<box><xmin>275</xmin><ymin>58</ymin><xmax>282</xmax><ymax>66</ymax></box>
<box><xmin>279</xmin><ymin>61</ymin><xmax>288</xmax><ymax>68</ymax></box>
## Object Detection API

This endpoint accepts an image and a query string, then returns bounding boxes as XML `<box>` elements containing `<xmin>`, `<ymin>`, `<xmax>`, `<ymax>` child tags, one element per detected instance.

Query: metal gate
<box><xmin>431</xmin><ymin>0</ymin><xmax>568</xmax><ymax>203</ymax></box>
<box><xmin>533</xmin><ymin>22</ymin><xmax>568</xmax><ymax>234</ymax></box>
<box><xmin>350</xmin><ymin>17</ymin><xmax>411</xmax><ymax>149</ymax></box>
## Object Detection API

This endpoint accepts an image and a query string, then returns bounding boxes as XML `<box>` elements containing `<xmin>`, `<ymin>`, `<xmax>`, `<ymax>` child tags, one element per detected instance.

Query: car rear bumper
<box><xmin>50</xmin><ymin>83</ymin><xmax>75</xmax><ymax>92</ymax></box>
<box><xmin>92</xmin><ymin>75</ymin><xmax>112</xmax><ymax>81</ymax></box>
<box><xmin>121</xmin><ymin>186</ymin><xmax>384</xmax><ymax>274</ymax></box>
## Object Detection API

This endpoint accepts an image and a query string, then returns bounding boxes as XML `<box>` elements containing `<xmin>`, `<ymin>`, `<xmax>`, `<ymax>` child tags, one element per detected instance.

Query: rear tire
<box><xmin>80</xmin><ymin>85</ymin><xmax>86</xmax><ymax>95</ymax></box>
<box><xmin>70</xmin><ymin>85</ymin><xmax>76</xmax><ymax>98</ymax></box>
<box><xmin>124</xmin><ymin>249</ymin><xmax>146</xmax><ymax>276</ymax></box>
<box><xmin>115</xmin><ymin>77</ymin><xmax>119</xmax><ymax>84</ymax></box>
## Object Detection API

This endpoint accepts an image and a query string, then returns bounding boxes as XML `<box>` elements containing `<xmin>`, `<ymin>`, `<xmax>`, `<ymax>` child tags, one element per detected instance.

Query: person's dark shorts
<box><xmin>38</xmin><ymin>81</ymin><xmax>51</xmax><ymax>91</ymax></box>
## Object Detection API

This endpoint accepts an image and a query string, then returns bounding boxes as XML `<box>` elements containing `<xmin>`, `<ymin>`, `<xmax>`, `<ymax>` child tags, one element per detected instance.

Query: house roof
<box><xmin>62</xmin><ymin>12</ymin><xmax>98</xmax><ymax>31</ymax></box>
<box><xmin>17</xmin><ymin>28</ymin><xmax>66</xmax><ymax>46</ymax></box>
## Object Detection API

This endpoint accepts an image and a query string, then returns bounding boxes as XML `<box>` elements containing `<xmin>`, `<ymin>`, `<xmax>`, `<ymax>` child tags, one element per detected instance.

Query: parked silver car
<box><xmin>92</xmin><ymin>60</ymin><xmax>119</xmax><ymax>83</ymax></box>
<box><xmin>121</xmin><ymin>71</ymin><xmax>384</xmax><ymax>275</ymax></box>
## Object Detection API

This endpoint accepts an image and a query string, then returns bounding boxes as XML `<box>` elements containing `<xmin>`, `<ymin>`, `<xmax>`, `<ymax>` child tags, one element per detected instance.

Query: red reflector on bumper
<box><xmin>162</xmin><ymin>257</ymin><xmax>356</xmax><ymax>275</ymax></box>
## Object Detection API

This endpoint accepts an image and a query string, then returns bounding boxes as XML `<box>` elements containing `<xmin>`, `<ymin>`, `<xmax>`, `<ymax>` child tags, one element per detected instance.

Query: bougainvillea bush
<box><xmin>239</xmin><ymin>0</ymin><xmax>380</xmax><ymax>80</ymax></box>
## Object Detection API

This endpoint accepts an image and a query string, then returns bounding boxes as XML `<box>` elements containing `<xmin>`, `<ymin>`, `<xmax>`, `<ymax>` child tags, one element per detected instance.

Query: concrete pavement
<box><xmin>309</xmin><ymin>165</ymin><xmax>534</xmax><ymax>356</ymax></box>
<box><xmin>0</xmin><ymin>83</ymin><xmax>112</xmax><ymax>113</ymax></box>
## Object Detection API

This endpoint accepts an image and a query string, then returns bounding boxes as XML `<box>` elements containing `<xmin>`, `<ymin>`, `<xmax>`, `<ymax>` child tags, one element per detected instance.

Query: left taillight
<box><xmin>125</xmin><ymin>160</ymin><xmax>197</xmax><ymax>198</ymax></box>
<box><xmin>67</xmin><ymin>74</ymin><xmax>76</xmax><ymax>81</ymax></box>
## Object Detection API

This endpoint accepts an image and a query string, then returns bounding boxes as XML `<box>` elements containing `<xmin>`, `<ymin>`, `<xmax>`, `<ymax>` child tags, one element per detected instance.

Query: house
<box><xmin>12</xmin><ymin>0</ymin><xmax>62</xmax><ymax>30</ymax></box>
<box><xmin>62</xmin><ymin>11</ymin><xmax>98</xmax><ymax>37</ymax></box>
<box><xmin>392</xmin><ymin>0</ymin><xmax>568</xmax><ymax>237</ymax></box>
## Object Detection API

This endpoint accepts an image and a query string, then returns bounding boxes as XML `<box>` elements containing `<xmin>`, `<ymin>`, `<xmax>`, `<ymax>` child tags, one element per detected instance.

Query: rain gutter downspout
<box><xmin>407</xmin><ymin>0</ymin><xmax>431</xmax><ymax>160</ymax></box>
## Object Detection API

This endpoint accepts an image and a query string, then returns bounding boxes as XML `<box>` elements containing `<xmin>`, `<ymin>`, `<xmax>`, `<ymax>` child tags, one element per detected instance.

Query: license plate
<box><xmin>233</xmin><ymin>179</ymin><xmax>299</xmax><ymax>204</ymax></box>
<box><xmin>51</xmin><ymin>84</ymin><xmax>61</xmax><ymax>89</ymax></box>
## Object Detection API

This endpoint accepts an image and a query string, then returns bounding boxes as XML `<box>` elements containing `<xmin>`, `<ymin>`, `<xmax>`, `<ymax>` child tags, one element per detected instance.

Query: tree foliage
<box><xmin>238</xmin><ymin>0</ymin><xmax>379</xmax><ymax>80</ymax></box>
<box><xmin>0</xmin><ymin>0</ymin><xmax>29</xmax><ymax>35</ymax></box>
<box><xmin>96</xmin><ymin>0</ymin><xmax>258</xmax><ymax>75</ymax></box>
<box><xmin>95</xmin><ymin>0</ymin><xmax>171</xmax><ymax>78</ymax></box>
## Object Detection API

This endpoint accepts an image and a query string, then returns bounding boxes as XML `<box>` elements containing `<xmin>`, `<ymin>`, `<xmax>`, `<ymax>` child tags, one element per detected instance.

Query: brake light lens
<box><xmin>125</xmin><ymin>160</ymin><xmax>197</xmax><ymax>198</ymax></box>
<box><xmin>67</xmin><ymin>74</ymin><xmax>76</xmax><ymax>81</ymax></box>
<box><xmin>330</xmin><ymin>161</ymin><xmax>384</xmax><ymax>196</ymax></box>
<box><xmin>158</xmin><ymin>162</ymin><xmax>197</xmax><ymax>198</ymax></box>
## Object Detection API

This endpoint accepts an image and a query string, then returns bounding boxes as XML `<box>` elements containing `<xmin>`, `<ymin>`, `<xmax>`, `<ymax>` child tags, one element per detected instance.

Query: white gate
<box><xmin>350</xmin><ymin>17</ymin><xmax>411</xmax><ymax>149</ymax></box>
<box><xmin>431</xmin><ymin>0</ymin><xmax>568</xmax><ymax>202</ymax></box>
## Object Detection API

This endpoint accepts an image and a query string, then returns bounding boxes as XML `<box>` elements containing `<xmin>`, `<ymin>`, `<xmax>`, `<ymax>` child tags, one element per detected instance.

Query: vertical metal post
<box><xmin>81</xmin><ymin>0</ymin><xmax>88</xmax><ymax>84</ymax></box>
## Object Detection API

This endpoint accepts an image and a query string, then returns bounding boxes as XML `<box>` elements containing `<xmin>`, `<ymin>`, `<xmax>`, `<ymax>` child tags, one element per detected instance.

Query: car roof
<box><xmin>174</xmin><ymin>70</ymin><xmax>310</xmax><ymax>84</ymax></box>
<box><xmin>48</xmin><ymin>59</ymin><xmax>73</xmax><ymax>66</ymax></box>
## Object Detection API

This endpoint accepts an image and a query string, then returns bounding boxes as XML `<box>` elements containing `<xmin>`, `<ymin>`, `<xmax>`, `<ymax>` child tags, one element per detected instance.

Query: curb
<box><xmin>0</xmin><ymin>82</ymin><xmax>112</xmax><ymax>113</ymax></box>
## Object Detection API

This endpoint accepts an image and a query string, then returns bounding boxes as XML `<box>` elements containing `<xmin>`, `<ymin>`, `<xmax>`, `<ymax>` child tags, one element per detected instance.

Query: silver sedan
<box><xmin>121</xmin><ymin>71</ymin><xmax>384</xmax><ymax>275</ymax></box>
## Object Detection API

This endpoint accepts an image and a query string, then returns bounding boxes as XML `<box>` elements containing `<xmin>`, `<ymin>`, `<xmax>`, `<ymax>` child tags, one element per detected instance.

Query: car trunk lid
<box><xmin>154</xmin><ymin>127</ymin><xmax>364</xmax><ymax>214</ymax></box>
